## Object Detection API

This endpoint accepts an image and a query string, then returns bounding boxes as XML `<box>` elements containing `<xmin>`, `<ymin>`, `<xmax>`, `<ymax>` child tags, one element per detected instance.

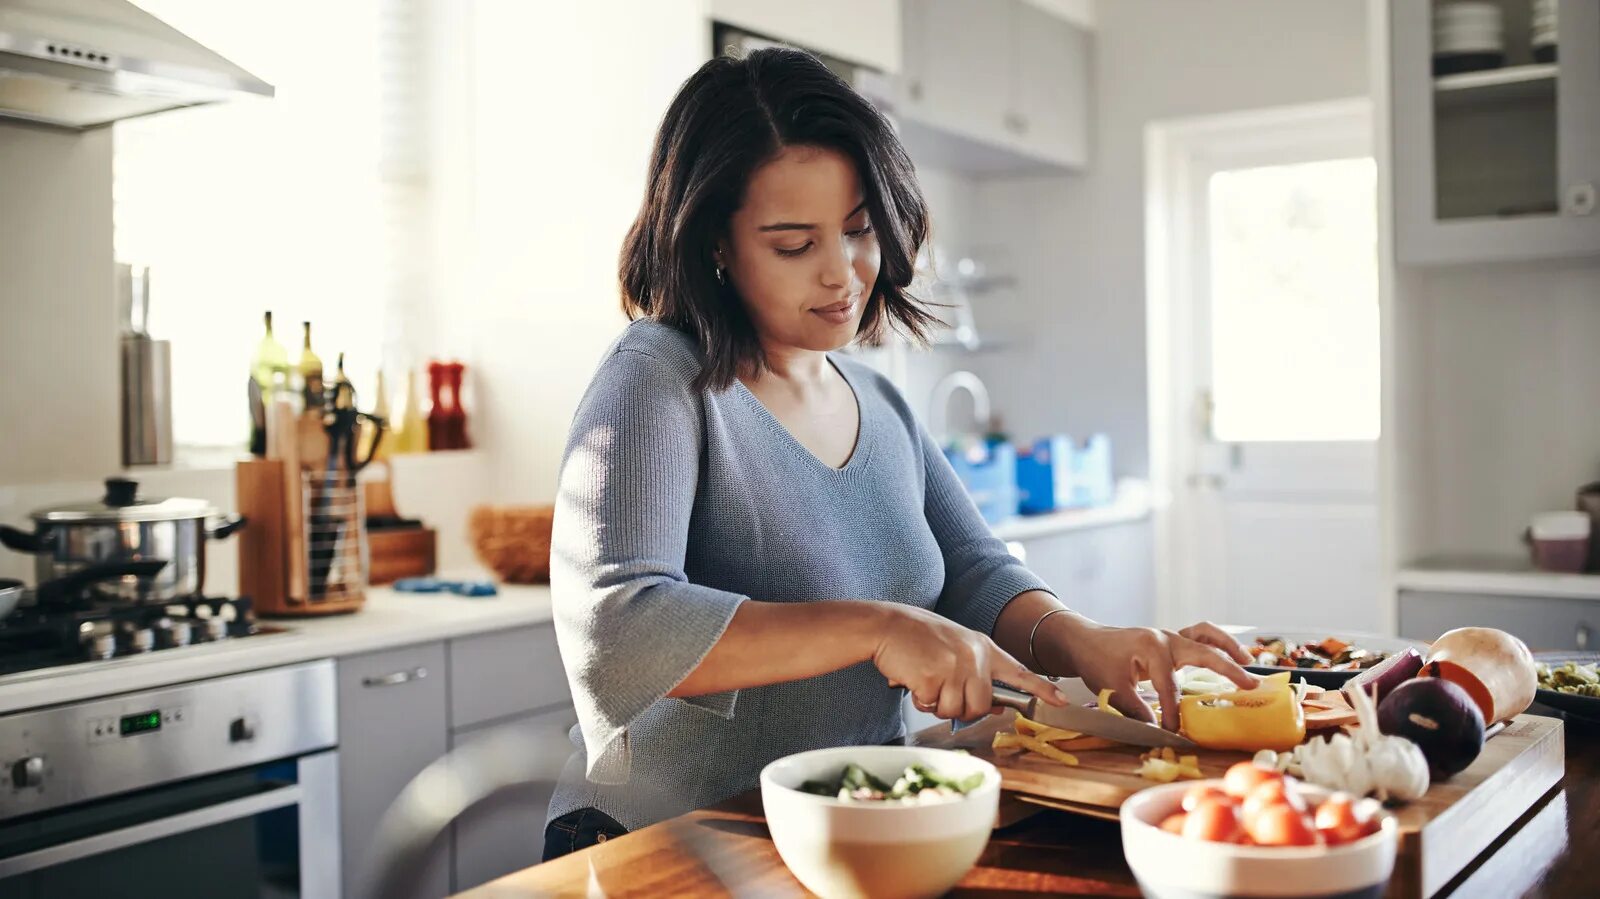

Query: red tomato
<box><xmin>1241</xmin><ymin>777</ymin><xmax>1308</xmax><ymax>831</ymax></box>
<box><xmin>1223</xmin><ymin>761</ymin><xmax>1282</xmax><ymax>799</ymax></box>
<box><xmin>1183</xmin><ymin>797</ymin><xmax>1244</xmax><ymax>844</ymax></box>
<box><xmin>1160</xmin><ymin>812</ymin><xmax>1188</xmax><ymax>835</ymax></box>
<box><xmin>1247</xmin><ymin>803</ymin><xmax>1321</xmax><ymax>847</ymax></box>
<box><xmin>1315</xmin><ymin>796</ymin><xmax>1377</xmax><ymax>845</ymax></box>
<box><xmin>1181</xmin><ymin>784</ymin><xmax>1233</xmax><ymax>813</ymax></box>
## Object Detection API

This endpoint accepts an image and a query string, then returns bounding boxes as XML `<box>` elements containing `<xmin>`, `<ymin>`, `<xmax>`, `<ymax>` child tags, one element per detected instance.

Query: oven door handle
<box><xmin>0</xmin><ymin>782</ymin><xmax>302</xmax><ymax>878</ymax></box>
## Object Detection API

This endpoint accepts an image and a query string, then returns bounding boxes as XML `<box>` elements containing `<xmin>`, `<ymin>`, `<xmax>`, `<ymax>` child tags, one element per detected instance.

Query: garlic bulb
<box><xmin>1292</xmin><ymin>683</ymin><xmax>1429</xmax><ymax>803</ymax></box>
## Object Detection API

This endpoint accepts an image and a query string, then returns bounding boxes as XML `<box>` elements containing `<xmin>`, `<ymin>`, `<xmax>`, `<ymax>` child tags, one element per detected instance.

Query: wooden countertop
<box><xmin>461</xmin><ymin>712</ymin><xmax>1600</xmax><ymax>899</ymax></box>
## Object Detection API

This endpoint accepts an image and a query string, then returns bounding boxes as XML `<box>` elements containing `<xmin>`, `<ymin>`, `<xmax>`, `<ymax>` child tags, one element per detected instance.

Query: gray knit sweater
<box><xmin>546</xmin><ymin>319</ymin><xmax>1052</xmax><ymax>831</ymax></box>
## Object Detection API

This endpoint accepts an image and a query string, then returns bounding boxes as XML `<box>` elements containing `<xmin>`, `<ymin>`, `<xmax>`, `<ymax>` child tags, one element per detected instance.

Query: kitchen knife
<box><xmin>991</xmin><ymin>680</ymin><xmax>1198</xmax><ymax>751</ymax></box>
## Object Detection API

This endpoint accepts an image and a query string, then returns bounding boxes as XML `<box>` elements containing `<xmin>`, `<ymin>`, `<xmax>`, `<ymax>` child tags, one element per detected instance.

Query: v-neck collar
<box><xmin>731</xmin><ymin>356</ymin><xmax>875</xmax><ymax>476</ymax></box>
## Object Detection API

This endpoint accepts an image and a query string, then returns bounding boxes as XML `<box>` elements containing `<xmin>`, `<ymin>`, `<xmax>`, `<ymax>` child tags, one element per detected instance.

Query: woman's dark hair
<box><xmin>619</xmin><ymin>47</ymin><xmax>938</xmax><ymax>391</ymax></box>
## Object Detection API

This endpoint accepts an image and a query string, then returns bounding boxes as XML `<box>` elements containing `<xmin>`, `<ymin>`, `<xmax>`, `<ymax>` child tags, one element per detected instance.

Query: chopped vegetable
<box><xmin>1096</xmin><ymin>688</ymin><xmax>1124</xmax><ymax>716</ymax></box>
<box><xmin>798</xmin><ymin>762</ymin><xmax>985</xmax><ymax>803</ymax></box>
<box><xmin>1249</xmin><ymin>635</ymin><xmax>1390</xmax><ymax>671</ymax></box>
<box><xmin>1138</xmin><ymin>746</ymin><xmax>1203</xmax><ymax>783</ymax></box>
<box><xmin>1536</xmin><ymin>660</ymin><xmax>1600</xmax><ymax>696</ymax></box>
<box><xmin>1159</xmin><ymin>772</ymin><xmax>1381</xmax><ymax>847</ymax></box>
<box><xmin>992</xmin><ymin>731</ymin><xmax>1080</xmax><ymax>766</ymax></box>
<box><xmin>1178</xmin><ymin>673</ymin><xmax>1306</xmax><ymax>752</ymax></box>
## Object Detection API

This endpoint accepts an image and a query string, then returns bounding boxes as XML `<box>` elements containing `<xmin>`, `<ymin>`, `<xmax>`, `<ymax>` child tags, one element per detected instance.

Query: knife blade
<box><xmin>992</xmin><ymin>681</ymin><xmax>1198</xmax><ymax>751</ymax></box>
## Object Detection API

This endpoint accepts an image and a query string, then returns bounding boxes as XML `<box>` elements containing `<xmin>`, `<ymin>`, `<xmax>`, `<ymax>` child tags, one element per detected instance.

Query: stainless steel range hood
<box><xmin>0</xmin><ymin>0</ymin><xmax>273</xmax><ymax>130</ymax></box>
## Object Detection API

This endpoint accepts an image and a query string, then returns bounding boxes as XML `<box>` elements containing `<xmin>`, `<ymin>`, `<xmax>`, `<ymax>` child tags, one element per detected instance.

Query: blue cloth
<box><xmin>548</xmin><ymin>319</ymin><xmax>1053</xmax><ymax>830</ymax></box>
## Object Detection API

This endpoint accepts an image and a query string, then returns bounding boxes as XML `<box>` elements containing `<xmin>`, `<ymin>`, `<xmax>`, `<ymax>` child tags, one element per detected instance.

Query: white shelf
<box><xmin>1397</xmin><ymin>557</ymin><xmax>1600</xmax><ymax>601</ymax></box>
<box><xmin>990</xmin><ymin>480</ymin><xmax>1151</xmax><ymax>542</ymax></box>
<box><xmin>1434</xmin><ymin>63</ymin><xmax>1557</xmax><ymax>108</ymax></box>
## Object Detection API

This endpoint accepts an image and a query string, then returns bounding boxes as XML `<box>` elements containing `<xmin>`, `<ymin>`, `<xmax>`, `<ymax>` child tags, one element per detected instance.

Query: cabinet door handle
<box><xmin>1566</xmin><ymin>182</ymin><xmax>1597</xmax><ymax>217</ymax></box>
<box><xmin>363</xmin><ymin>666</ymin><xmax>427</xmax><ymax>688</ymax></box>
<box><xmin>1578</xmin><ymin>625</ymin><xmax>1592</xmax><ymax>652</ymax></box>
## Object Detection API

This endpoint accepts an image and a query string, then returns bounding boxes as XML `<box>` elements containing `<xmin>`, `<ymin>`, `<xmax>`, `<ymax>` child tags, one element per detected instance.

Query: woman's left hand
<box><xmin>1038</xmin><ymin>616</ymin><xmax>1258</xmax><ymax>731</ymax></box>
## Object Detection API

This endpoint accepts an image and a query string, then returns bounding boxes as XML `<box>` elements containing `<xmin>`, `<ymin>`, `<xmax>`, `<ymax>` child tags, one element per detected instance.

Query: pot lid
<box><xmin>31</xmin><ymin>478</ymin><xmax>217</xmax><ymax>524</ymax></box>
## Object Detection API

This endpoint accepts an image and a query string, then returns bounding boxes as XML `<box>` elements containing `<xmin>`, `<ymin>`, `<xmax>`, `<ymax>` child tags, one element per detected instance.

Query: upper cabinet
<box><xmin>1391</xmin><ymin>0</ymin><xmax>1600</xmax><ymax>264</ymax></box>
<box><xmin>897</xmin><ymin>0</ymin><xmax>1091</xmax><ymax>173</ymax></box>
<box><xmin>709</xmin><ymin>0</ymin><xmax>902</xmax><ymax>72</ymax></box>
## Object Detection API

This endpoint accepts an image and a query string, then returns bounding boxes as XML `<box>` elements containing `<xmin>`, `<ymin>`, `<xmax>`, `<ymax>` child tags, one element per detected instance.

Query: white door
<box><xmin>1149</xmin><ymin>101</ymin><xmax>1383</xmax><ymax>634</ymax></box>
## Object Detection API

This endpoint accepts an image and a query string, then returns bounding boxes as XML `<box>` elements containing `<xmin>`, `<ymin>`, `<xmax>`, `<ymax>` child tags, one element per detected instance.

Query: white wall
<box><xmin>425</xmin><ymin>0</ymin><xmax>713</xmax><ymax>504</ymax></box>
<box><xmin>0</xmin><ymin>125</ymin><xmax>118</xmax><ymax>485</ymax></box>
<box><xmin>966</xmin><ymin>0</ymin><xmax>1370</xmax><ymax>477</ymax></box>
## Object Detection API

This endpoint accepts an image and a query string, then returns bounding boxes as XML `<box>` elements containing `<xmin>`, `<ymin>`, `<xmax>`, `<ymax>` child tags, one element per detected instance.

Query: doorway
<box><xmin>1147</xmin><ymin>99</ymin><xmax>1383</xmax><ymax>633</ymax></box>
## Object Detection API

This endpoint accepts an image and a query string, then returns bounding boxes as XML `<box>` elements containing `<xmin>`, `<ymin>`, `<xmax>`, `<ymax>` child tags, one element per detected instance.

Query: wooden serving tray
<box><xmin>926</xmin><ymin>712</ymin><xmax>1565</xmax><ymax>899</ymax></box>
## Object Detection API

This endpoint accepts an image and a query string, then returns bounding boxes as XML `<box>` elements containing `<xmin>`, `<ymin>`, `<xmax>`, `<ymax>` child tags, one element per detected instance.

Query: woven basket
<box><xmin>469</xmin><ymin>504</ymin><xmax>555</xmax><ymax>584</ymax></box>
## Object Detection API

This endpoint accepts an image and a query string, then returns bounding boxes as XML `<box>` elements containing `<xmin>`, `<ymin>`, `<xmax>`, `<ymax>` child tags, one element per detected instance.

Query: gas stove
<box><xmin>0</xmin><ymin>594</ymin><xmax>288</xmax><ymax>677</ymax></box>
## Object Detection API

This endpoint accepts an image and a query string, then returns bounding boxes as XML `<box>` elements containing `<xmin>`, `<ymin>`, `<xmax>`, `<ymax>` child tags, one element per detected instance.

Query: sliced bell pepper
<box><xmin>1179</xmin><ymin>674</ymin><xmax>1305</xmax><ymax>752</ymax></box>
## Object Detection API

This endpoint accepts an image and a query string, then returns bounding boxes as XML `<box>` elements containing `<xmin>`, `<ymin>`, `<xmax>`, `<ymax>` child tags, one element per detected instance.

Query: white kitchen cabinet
<box><xmin>1016</xmin><ymin>522</ymin><xmax>1154</xmax><ymax>627</ymax></box>
<box><xmin>1390</xmin><ymin>0</ymin><xmax>1600</xmax><ymax>264</ymax></box>
<box><xmin>337</xmin><ymin>641</ymin><xmax>452</xmax><ymax>899</ymax></box>
<box><xmin>450</xmin><ymin>706</ymin><xmax>579</xmax><ymax>892</ymax></box>
<box><xmin>1398</xmin><ymin>589</ymin><xmax>1597</xmax><ymax>651</ymax></box>
<box><xmin>897</xmin><ymin>0</ymin><xmax>1090</xmax><ymax>173</ymax></box>
<box><xmin>710</xmin><ymin>0</ymin><xmax>901</xmax><ymax>72</ymax></box>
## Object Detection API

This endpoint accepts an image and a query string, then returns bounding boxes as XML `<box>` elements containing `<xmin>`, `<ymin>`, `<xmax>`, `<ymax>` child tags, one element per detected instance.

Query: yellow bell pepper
<box><xmin>1179</xmin><ymin>673</ymin><xmax>1305</xmax><ymax>752</ymax></box>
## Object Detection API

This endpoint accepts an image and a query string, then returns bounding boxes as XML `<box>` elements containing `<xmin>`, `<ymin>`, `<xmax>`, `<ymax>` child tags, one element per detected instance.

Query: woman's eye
<box><xmin>776</xmin><ymin>243</ymin><xmax>812</xmax><ymax>257</ymax></box>
<box><xmin>846</xmin><ymin>224</ymin><xmax>875</xmax><ymax>238</ymax></box>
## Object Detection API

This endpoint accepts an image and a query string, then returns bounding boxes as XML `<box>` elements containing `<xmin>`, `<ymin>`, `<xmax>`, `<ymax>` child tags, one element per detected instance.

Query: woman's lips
<box><xmin>812</xmin><ymin>298</ymin><xmax>857</xmax><ymax>325</ymax></box>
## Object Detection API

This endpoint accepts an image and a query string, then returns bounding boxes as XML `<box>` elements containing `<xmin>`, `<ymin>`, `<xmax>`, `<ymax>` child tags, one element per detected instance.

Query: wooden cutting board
<box><xmin>924</xmin><ymin>711</ymin><xmax>1565</xmax><ymax>899</ymax></box>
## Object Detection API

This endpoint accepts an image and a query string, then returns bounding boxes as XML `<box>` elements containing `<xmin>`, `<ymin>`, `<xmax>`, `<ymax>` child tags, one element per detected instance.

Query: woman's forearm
<box><xmin>991</xmin><ymin>589</ymin><xmax>1091</xmax><ymax>677</ymax></box>
<box><xmin>665</xmin><ymin>599</ymin><xmax>890</xmax><ymax>698</ymax></box>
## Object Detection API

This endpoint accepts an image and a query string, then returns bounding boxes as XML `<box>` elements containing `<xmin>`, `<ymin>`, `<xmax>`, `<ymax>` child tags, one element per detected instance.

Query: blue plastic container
<box><xmin>943</xmin><ymin>439</ymin><xmax>1018</xmax><ymax>524</ymax></box>
<box><xmin>1014</xmin><ymin>433</ymin><xmax>1114</xmax><ymax>513</ymax></box>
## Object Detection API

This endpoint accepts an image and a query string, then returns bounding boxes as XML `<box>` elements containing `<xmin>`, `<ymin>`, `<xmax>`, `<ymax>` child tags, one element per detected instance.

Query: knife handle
<box><xmin>990</xmin><ymin>684</ymin><xmax>1035</xmax><ymax>716</ymax></box>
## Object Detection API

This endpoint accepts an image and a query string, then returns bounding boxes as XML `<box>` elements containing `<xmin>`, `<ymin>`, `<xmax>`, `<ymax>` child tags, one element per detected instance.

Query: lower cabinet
<box><xmin>450</xmin><ymin>706</ymin><xmax>580</xmax><ymax>892</ymax></box>
<box><xmin>1016</xmin><ymin>522</ymin><xmax>1155</xmax><ymax>627</ymax></box>
<box><xmin>337</xmin><ymin>626</ymin><xmax>576</xmax><ymax>899</ymax></box>
<box><xmin>337</xmin><ymin>641</ymin><xmax>452</xmax><ymax>899</ymax></box>
<box><xmin>1399</xmin><ymin>590</ymin><xmax>1598</xmax><ymax>651</ymax></box>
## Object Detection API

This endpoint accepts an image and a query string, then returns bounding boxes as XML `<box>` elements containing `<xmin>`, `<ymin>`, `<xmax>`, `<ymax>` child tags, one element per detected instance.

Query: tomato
<box><xmin>1240</xmin><ymin>777</ymin><xmax>1308</xmax><ymax>831</ymax></box>
<box><xmin>1160</xmin><ymin>812</ymin><xmax>1188</xmax><ymax>835</ymax></box>
<box><xmin>1246</xmin><ymin>802</ymin><xmax>1321</xmax><ymax>847</ymax></box>
<box><xmin>1181</xmin><ymin>783</ymin><xmax>1233</xmax><ymax>813</ymax></box>
<box><xmin>1223</xmin><ymin>761</ymin><xmax>1282</xmax><ymax>799</ymax></box>
<box><xmin>1315</xmin><ymin>795</ymin><xmax>1377</xmax><ymax>845</ymax></box>
<box><xmin>1182</xmin><ymin>797</ymin><xmax>1244</xmax><ymax>843</ymax></box>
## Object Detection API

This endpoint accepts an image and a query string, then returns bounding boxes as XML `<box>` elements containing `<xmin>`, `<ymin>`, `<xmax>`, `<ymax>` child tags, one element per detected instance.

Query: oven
<box><xmin>0</xmin><ymin>660</ymin><xmax>338</xmax><ymax>899</ymax></box>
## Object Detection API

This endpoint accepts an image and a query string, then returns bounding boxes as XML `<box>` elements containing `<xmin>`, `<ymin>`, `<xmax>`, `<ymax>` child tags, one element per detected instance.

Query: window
<box><xmin>115</xmin><ymin>0</ymin><xmax>427</xmax><ymax>447</ymax></box>
<box><xmin>1207</xmin><ymin>157</ymin><xmax>1380</xmax><ymax>442</ymax></box>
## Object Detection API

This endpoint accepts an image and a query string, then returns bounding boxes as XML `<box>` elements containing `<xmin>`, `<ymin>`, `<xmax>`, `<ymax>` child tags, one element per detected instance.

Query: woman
<box><xmin>545</xmin><ymin>47</ymin><xmax>1255</xmax><ymax>859</ymax></box>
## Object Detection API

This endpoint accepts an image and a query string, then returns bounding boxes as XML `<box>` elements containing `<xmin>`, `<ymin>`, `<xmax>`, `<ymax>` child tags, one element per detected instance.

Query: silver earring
<box><xmin>715</xmin><ymin>265</ymin><xmax>726</xmax><ymax>286</ymax></box>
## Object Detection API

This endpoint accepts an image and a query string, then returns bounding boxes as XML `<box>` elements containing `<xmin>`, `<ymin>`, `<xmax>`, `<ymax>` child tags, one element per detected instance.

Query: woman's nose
<box><xmin>821</xmin><ymin>237</ymin><xmax>862</xmax><ymax>292</ymax></box>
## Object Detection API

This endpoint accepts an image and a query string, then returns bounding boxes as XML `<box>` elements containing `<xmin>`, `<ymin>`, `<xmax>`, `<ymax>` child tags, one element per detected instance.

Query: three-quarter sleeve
<box><xmin>919</xmin><ymin>425</ymin><xmax>1055</xmax><ymax>636</ymax></box>
<box><xmin>550</xmin><ymin>348</ymin><xmax>748</xmax><ymax>785</ymax></box>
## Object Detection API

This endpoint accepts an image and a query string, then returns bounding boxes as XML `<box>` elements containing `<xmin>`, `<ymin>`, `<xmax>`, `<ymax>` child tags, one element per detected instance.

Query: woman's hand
<box><xmin>1041</xmin><ymin>616</ymin><xmax>1258</xmax><ymax>730</ymax></box>
<box><xmin>871</xmin><ymin>605</ymin><xmax>1069</xmax><ymax>722</ymax></box>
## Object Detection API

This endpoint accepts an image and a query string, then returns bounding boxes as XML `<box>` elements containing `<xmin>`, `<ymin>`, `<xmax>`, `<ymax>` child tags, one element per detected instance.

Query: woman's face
<box><xmin>720</xmin><ymin>144</ymin><xmax>881</xmax><ymax>356</ymax></box>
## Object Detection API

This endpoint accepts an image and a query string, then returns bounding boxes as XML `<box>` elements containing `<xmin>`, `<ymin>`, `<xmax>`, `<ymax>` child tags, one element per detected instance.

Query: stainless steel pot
<box><xmin>0</xmin><ymin>478</ymin><xmax>245</xmax><ymax>603</ymax></box>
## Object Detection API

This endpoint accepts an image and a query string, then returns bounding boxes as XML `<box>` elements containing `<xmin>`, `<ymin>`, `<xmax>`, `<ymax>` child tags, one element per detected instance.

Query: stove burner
<box><xmin>0</xmin><ymin>593</ymin><xmax>281</xmax><ymax>676</ymax></box>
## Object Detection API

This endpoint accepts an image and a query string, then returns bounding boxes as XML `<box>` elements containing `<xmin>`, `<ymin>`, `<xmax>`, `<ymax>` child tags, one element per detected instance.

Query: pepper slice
<box><xmin>1179</xmin><ymin>673</ymin><xmax>1306</xmax><ymax>752</ymax></box>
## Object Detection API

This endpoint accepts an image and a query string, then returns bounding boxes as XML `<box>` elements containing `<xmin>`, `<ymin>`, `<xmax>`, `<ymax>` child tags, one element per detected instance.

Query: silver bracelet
<box><xmin>1028</xmin><ymin>607</ymin><xmax>1073</xmax><ymax>676</ymax></box>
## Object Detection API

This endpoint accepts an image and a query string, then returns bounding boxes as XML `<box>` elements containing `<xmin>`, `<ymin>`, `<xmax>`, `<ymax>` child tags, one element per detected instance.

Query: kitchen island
<box><xmin>459</xmin><ymin>713</ymin><xmax>1600</xmax><ymax>898</ymax></box>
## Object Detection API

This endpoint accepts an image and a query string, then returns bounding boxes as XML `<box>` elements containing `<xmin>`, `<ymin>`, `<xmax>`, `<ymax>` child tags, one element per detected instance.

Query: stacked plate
<box><xmin>1532</xmin><ymin>0</ymin><xmax>1558</xmax><ymax>63</ymax></box>
<box><xmin>1433</xmin><ymin>1</ymin><xmax>1506</xmax><ymax>75</ymax></box>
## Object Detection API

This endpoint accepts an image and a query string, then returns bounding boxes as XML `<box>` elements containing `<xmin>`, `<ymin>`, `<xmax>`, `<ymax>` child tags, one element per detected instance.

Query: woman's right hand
<box><xmin>871</xmin><ymin>604</ymin><xmax>1068</xmax><ymax>721</ymax></box>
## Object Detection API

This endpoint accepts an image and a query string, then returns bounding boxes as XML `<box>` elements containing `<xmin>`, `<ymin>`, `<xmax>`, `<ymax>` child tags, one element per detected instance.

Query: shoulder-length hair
<box><xmin>619</xmin><ymin>47</ymin><xmax>938</xmax><ymax>392</ymax></box>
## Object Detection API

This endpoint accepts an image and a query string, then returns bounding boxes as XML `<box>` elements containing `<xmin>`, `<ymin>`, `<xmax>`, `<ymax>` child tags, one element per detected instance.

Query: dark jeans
<box><xmin>542</xmin><ymin>807</ymin><xmax>629</xmax><ymax>862</ymax></box>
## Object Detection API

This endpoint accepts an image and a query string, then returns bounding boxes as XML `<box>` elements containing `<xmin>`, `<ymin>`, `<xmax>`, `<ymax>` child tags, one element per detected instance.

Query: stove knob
<box><xmin>229</xmin><ymin>717</ymin><xmax>255</xmax><ymax>743</ymax></box>
<box><xmin>88</xmin><ymin>633</ymin><xmax>117</xmax><ymax>660</ymax></box>
<box><xmin>165</xmin><ymin>621</ymin><xmax>192</xmax><ymax>648</ymax></box>
<box><xmin>128</xmin><ymin>629</ymin><xmax>155</xmax><ymax>654</ymax></box>
<box><xmin>11</xmin><ymin>756</ymin><xmax>45</xmax><ymax>789</ymax></box>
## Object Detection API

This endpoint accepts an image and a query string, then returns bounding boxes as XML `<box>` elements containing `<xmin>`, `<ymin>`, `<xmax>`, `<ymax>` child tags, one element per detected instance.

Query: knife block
<box><xmin>237</xmin><ymin>459</ymin><xmax>367</xmax><ymax>616</ymax></box>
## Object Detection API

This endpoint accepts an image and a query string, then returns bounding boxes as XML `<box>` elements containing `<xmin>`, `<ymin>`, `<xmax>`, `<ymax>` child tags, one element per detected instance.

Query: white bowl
<box><xmin>1121</xmin><ymin>779</ymin><xmax>1398</xmax><ymax>899</ymax></box>
<box><xmin>760</xmin><ymin>745</ymin><xmax>1000</xmax><ymax>899</ymax></box>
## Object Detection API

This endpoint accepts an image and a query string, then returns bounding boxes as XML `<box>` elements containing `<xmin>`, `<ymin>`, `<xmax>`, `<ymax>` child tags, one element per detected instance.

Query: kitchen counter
<box><xmin>989</xmin><ymin>479</ymin><xmax>1152</xmax><ymax>543</ymax></box>
<box><xmin>460</xmin><ymin>714</ymin><xmax>1600</xmax><ymax>899</ymax></box>
<box><xmin>0</xmin><ymin>582</ymin><xmax>554</xmax><ymax>714</ymax></box>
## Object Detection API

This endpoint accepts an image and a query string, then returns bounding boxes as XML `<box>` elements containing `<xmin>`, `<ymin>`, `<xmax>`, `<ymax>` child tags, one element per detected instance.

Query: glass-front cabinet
<box><xmin>1391</xmin><ymin>0</ymin><xmax>1600</xmax><ymax>264</ymax></box>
